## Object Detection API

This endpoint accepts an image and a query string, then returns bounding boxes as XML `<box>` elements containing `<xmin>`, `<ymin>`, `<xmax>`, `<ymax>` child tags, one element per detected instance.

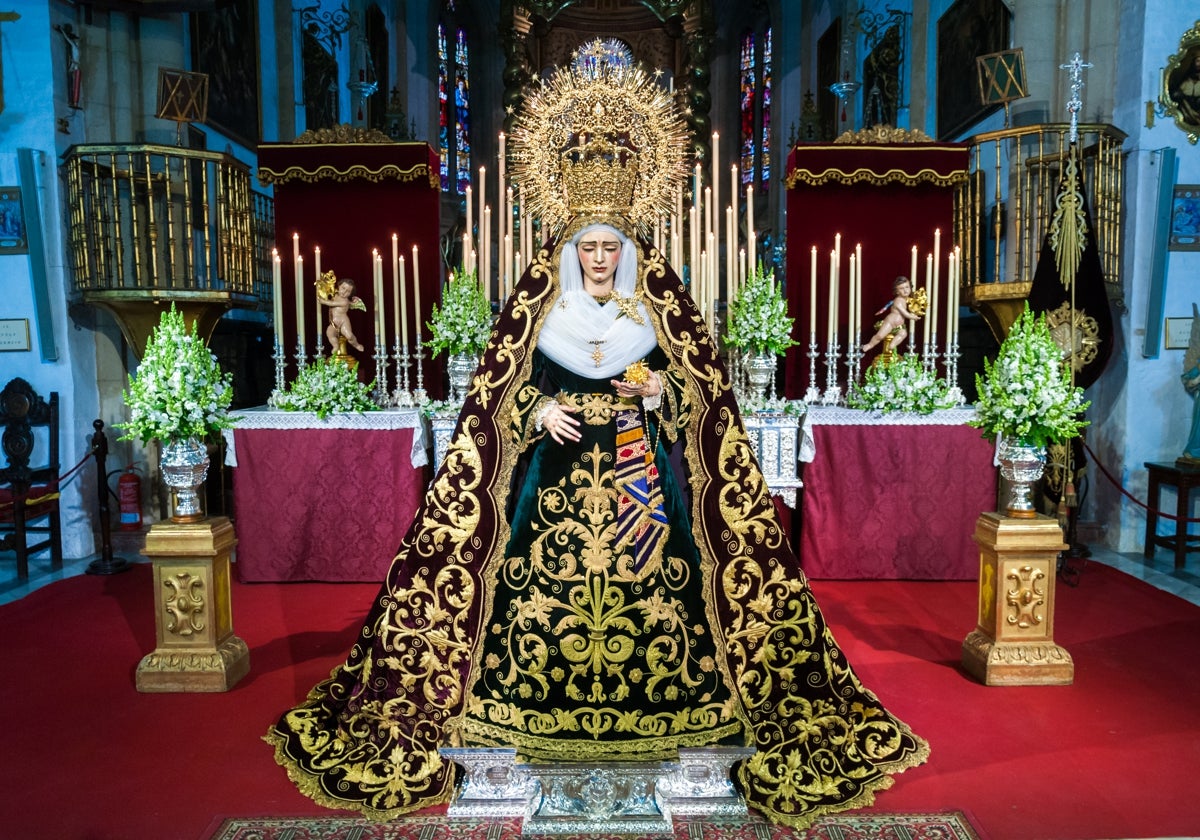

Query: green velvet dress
<box><xmin>460</xmin><ymin>347</ymin><xmax>745</xmax><ymax>759</ymax></box>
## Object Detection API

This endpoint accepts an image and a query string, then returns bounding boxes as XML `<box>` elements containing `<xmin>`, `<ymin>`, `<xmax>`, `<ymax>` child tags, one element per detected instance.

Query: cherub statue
<box><xmin>1180</xmin><ymin>303</ymin><xmax>1200</xmax><ymax>464</ymax></box>
<box><xmin>315</xmin><ymin>270</ymin><xmax>366</xmax><ymax>355</ymax></box>
<box><xmin>863</xmin><ymin>276</ymin><xmax>926</xmax><ymax>362</ymax></box>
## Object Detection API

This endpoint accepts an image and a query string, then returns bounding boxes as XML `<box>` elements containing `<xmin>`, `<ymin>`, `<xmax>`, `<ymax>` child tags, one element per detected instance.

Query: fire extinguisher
<box><xmin>117</xmin><ymin>465</ymin><xmax>143</xmax><ymax>531</ymax></box>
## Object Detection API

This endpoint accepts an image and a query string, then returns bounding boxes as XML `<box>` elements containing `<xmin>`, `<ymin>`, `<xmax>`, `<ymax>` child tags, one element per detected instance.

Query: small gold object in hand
<box><xmin>624</xmin><ymin>361</ymin><xmax>651</xmax><ymax>385</ymax></box>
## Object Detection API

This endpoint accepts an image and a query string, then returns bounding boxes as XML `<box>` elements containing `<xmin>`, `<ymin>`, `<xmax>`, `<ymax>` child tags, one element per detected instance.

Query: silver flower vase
<box><xmin>997</xmin><ymin>436</ymin><xmax>1046</xmax><ymax>518</ymax></box>
<box><xmin>447</xmin><ymin>352</ymin><xmax>477</xmax><ymax>404</ymax></box>
<box><xmin>160</xmin><ymin>437</ymin><xmax>210</xmax><ymax>523</ymax></box>
<box><xmin>744</xmin><ymin>351</ymin><xmax>777</xmax><ymax>402</ymax></box>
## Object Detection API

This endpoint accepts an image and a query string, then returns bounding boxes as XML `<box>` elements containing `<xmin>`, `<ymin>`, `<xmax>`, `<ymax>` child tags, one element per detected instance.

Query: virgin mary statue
<box><xmin>267</xmin><ymin>45</ymin><xmax>929</xmax><ymax>828</ymax></box>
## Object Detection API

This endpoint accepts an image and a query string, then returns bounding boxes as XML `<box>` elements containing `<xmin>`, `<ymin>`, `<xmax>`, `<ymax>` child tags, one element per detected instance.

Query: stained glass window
<box><xmin>761</xmin><ymin>26</ymin><xmax>772</xmax><ymax>189</ymax></box>
<box><xmin>740</xmin><ymin>33</ymin><xmax>756</xmax><ymax>186</ymax></box>
<box><xmin>438</xmin><ymin>23</ymin><xmax>450</xmax><ymax>191</ymax></box>
<box><xmin>454</xmin><ymin>28</ymin><xmax>471</xmax><ymax>195</ymax></box>
<box><xmin>437</xmin><ymin>21</ymin><xmax>471</xmax><ymax>194</ymax></box>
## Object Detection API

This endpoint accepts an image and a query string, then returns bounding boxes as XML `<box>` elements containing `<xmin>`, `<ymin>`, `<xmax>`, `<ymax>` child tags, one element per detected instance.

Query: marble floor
<box><xmin>3</xmin><ymin>538</ymin><xmax>1200</xmax><ymax>609</ymax></box>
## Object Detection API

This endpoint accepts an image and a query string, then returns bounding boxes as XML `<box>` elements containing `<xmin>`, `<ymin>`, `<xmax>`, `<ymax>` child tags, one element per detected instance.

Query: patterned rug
<box><xmin>206</xmin><ymin>812</ymin><xmax>982</xmax><ymax>840</ymax></box>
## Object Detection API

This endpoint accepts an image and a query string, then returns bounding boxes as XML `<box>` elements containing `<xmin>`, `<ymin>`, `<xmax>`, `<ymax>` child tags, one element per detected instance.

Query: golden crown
<box><xmin>561</xmin><ymin>133</ymin><xmax>639</xmax><ymax>218</ymax></box>
<box><xmin>510</xmin><ymin>41</ymin><xmax>689</xmax><ymax>239</ymax></box>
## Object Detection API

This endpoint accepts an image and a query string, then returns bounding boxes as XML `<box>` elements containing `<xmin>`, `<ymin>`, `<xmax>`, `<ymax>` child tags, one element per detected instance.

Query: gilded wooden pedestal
<box><xmin>135</xmin><ymin>516</ymin><xmax>249</xmax><ymax>692</ymax></box>
<box><xmin>962</xmin><ymin>512</ymin><xmax>1073</xmax><ymax>686</ymax></box>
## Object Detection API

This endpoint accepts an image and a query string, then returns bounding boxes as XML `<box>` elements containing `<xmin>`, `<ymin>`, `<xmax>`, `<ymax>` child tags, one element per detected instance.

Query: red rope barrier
<box><xmin>1082</xmin><ymin>440</ymin><xmax>1200</xmax><ymax>523</ymax></box>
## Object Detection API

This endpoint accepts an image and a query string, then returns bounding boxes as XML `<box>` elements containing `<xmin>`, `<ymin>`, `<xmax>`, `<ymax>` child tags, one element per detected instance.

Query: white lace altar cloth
<box><xmin>222</xmin><ymin>407</ymin><xmax>428</xmax><ymax>468</ymax></box>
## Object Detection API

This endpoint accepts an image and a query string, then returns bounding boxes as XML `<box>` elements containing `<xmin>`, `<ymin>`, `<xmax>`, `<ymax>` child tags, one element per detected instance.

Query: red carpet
<box><xmin>2</xmin><ymin>559</ymin><xmax>1199</xmax><ymax>840</ymax></box>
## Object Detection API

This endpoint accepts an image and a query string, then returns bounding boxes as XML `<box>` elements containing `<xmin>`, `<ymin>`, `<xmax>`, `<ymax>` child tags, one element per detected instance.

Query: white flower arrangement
<box><xmin>846</xmin><ymin>353</ymin><xmax>956</xmax><ymax>415</ymax></box>
<box><xmin>724</xmin><ymin>262</ymin><xmax>799</xmax><ymax>356</ymax></box>
<box><xmin>119</xmin><ymin>305</ymin><xmax>235</xmax><ymax>444</ymax></box>
<box><xmin>425</xmin><ymin>267</ymin><xmax>493</xmax><ymax>358</ymax></box>
<box><xmin>274</xmin><ymin>357</ymin><xmax>377</xmax><ymax>419</ymax></box>
<box><xmin>969</xmin><ymin>305</ymin><xmax>1089</xmax><ymax>447</ymax></box>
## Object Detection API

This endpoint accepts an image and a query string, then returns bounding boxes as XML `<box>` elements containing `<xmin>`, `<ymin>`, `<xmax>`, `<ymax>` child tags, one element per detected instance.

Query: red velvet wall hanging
<box><xmin>259</xmin><ymin>141</ymin><xmax>443</xmax><ymax>396</ymax></box>
<box><xmin>783</xmin><ymin>140</ymin><xmax>969</xmax><ymax>398</ymax></box>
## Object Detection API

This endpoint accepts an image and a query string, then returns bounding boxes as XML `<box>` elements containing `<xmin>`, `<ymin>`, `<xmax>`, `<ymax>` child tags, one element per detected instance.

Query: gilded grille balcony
<box><xmin>956</xmin><ymin>123</ymin><xmax>1125</xmax><ymax>340</ymax></box>
<box><xmin>62</xmin><ymin>143</ymin><xmax>275</xmax><ymax>357</ymax></box>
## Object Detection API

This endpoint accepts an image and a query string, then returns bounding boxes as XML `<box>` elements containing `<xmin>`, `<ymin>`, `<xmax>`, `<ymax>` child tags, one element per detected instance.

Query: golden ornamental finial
<box><xmin>509</xmin><ymin>39</ymin><xmax>689</xmax><ymax>239</ymax></box>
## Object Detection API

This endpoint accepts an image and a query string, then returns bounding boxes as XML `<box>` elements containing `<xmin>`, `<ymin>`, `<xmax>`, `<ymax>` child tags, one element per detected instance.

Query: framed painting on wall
<box><xmin>1160</xmin><ymin>21</ymin><xmax>1200</xmax><ymax>145</ymax></box>
<box><xmin>0</xmin><ymin>186</ymin><xmax>27</xmax><ymax>254</ymax></box>
<box><xmin>936</xmin><ymin>0</ymin><xmax>1012</xmax><ymax>139</ymax></box>
<box><xmin>190</xmin><ymin>0</ymin><xmax>260</xmax><ymax>148</ymax></box>
<box><xmin>1170</xmin><ymin>185</ymin><xmax>1200</xmax><ymax>250</ymax></box>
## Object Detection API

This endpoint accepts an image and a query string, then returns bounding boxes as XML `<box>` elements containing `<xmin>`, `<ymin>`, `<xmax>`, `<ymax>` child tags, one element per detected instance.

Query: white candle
<box><xmin>746</xmin><ymin>183</ymin><xmax>755</xmax><ymax>249</ymax></box>
<box><xmin>834</xmin><ymin>232</ymin><xmax>842</xmax><ymax>271</ymax></box>
<box><xmin>412</xmin><ymin>245</ymin><xmax>422</xmax><ymax>342</ymax></box>
<box><xmin>372</xmin><ymin>250</ymin><xmax>382</xmax><ymax>339</ymax></box>
<box><xmin>465</xmin><ymin>185</ymin><xmax>473</xmax><ymax>252</ymax></box>
<box><xmin>810</xmin><ymin>246</ymin><xmax>818</xmax><ymax>336</ymax></box>
<box><xmin>478</xmin><ymin>166</ymin><xmax>486</xmax><ymax>259</ymax></box>
<box><xmin>911</xmin><ymin>245</ymin><xmax>918</xmax><ymax>286</ymax></box>
<box><xmin>314</xmin><ymin>246</ymin><xmax>322</xmax><ymax>350</ymax></box>
<box><xmin>398</xmin><ymin>255</ymin><xmax>408</xmax><ymax>347</ymax></box>
<box><xmin>484</xmin><ymin>205</ymin><xmax>492</xmax><ymax>303</ymax></box>
<box><xmin>725</xmin><ymin>205</ymin><xmax>734</xmax><ymax>303</ymax></box>
<box><xmin>827</xmin><ymin>249</ymin><xmax>836</xmax><ymax>346</ymax></box>
<box><xmin>857</xmin><ymin>243</ymin><xmax>864</xmax><ymax>338</ymax></box>
<box><xmin>272</xmin><ymin>249</ymin><xmax>283</xmax><ymax>348</ymax></box>
<box><xmin>953</xmin><ymin>245</ymin><xmax>962</xmax><ymax>340</ymax></box>
<box><xmin>391</xmin><ymin>235</ymin><xmax>400</xmax><ymax>343</ymax></box>
<box><xmin>730</xmin><ymin>164</ymin><xmax>739</xmax><ymax>290</ymax></box>
<box><xmin>295</xmin><ymin>255</ymin><xmax>305</xmax><ymax>350</ymax></box>
<box><xmin>848</xmin><ymin>254</ymin><xmax>857</xmax><ymax>338</ymax></box>
<box><xmin>924</xmin><ymin>253</ymin><xmax>933</xmax><ymax>347</ymax></box>
<box><xmin>932</xmin><ymin>228</ymin><xmax>941</xmax><ymax>339</ymax></box>
<box><xmin>292</xmin><ymin>232</ymin><xmax>299</xmax><ymax>262</ymax></box>
<box><xmin>711</xmin><ymin>132</ymin><xmax>720</xmax><ymax>266</ymax></box>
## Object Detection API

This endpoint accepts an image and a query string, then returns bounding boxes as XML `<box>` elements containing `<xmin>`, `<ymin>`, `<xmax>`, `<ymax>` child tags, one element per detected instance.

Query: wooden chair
<box><xmin>0</xmin><ymin>378</ymin><xmax>63</xmax><ymax>579</ymax></box>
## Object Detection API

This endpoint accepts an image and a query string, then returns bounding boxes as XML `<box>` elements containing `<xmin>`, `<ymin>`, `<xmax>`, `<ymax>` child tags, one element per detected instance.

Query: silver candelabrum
<box><xmin>392</xmin><ymin>341</ymin><xmax>415</xmax><ymax>407</ymax></box>
<box><xmin>944</xmin><ymin>337</ymin><xmax>964</xmax><ymax>405</ymax></box>
<box><xmin>821</xmin><ymin>338</ymin><xmax>842</xmax><ymax>406</ymax></box>
<box><xmin>269</xmin><ymin>340</ymin><xmax>287</xmax><ymax>407</ymax></box>
<box><xmin>372</xmin><ymin>340</ymin><xmax>390</xmax><ymax>407</ymax></box>
<box><xmin>411</xmin><ymin>337</ymin><xmax>428</xmax><ymax>404</ymax></box>
<box><xmin>804</xmin><ymin>333</ymin><xmax>821</xmax><ymax>404</ymax></box>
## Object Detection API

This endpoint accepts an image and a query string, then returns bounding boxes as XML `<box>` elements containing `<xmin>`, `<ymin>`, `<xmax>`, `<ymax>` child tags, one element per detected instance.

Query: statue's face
<box><xmin>896</xmin><ymin>280</ymin><xmax>912</xmax><ymax>297</ymax></box>
<box><xmin>577</xmin><ymin>233</ymin><xmax>622</xmax><ymax>287</ymax></box>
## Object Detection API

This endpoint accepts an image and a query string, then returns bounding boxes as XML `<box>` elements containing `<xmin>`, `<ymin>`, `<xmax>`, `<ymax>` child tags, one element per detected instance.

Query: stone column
<box><xmin>135</xmin><ymin>516</ymin><xmax>249</xmax><ymax>692</ymax></box>
<box><xmin>962</xmin><ymin>511</ymin><xmax>1073</xmax><ymax>686</ymax></box>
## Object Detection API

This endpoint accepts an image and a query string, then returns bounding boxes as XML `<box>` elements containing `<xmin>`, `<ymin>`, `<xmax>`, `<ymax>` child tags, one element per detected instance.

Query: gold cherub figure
<box><xmin>315</xmin><ymin>270</ymin><xmax>367</xmax><ymax>355</ymax></box>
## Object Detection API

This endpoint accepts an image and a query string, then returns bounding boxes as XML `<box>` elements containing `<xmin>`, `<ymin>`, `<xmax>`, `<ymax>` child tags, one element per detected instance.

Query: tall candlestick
<box><xmin>810</xmin><ymin>246</ymin><xmax>818</xmax><ymax>336</ymax></box>
<box><xmin>272</xmin><ymin>249</ymin><xmax>283</xmax><ymax>347</ymax></box>
<box><xmin>412</xmin><ymin>245</ymin><xmax>422</xmax><ymax>342</ymax></box>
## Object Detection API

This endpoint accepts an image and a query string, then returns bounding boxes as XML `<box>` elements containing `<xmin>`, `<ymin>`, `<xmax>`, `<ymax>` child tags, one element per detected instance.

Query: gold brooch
<box><xmin>624</xmin><ymin>361</ymin><xmax>650</xmax><ymax>385</ymax></box>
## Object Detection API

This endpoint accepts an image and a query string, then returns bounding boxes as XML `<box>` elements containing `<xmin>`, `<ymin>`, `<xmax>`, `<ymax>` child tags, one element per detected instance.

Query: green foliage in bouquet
<box><xmin>425</xmin><ymin>268</ymin><xmax>493</xmax><ymax>358</ymax></box>
<box><xmin>275</xmin><ymin>357</ymin><xmax>377</xmax><ymax>419</ymax></box>
<box><xmin>724</xmin><ymin>262</ymin><xmax>799</xmax><ymax>356</ymax></box>
<box><xmin>119</xmin><ymin>305</ymin><xmax>235</xmax><ymax>444</ymax></box>
<box><xmin>846</xmin><ymin>353</ymin><xmax>956</xmax><ymax>415</ymax></box>
<box><xmin>969</xmin><ymin>305</ymin><xmax>1090</xmax><ymax>447</ymax></box>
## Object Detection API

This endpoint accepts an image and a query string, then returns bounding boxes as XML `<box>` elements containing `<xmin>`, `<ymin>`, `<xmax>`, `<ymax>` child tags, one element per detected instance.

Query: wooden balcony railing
<box><xmin>62</xmin><ymin>143</ymin><xmax>274</xmax><ymax>356</ymax></box>
<box><xmin>957</xmin><ymin>122</ymin><xmax>1126</xmax><ymax>338</ymax></box>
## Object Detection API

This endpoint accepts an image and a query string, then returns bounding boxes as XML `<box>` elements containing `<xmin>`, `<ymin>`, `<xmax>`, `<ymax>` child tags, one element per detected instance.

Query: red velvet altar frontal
<box><xmin>800</xmin><ymin>420</ymin><xmax>996</xmax><ymax>579</ymax></box>
<box><xmin>231</xmin><ymin>426</ymin><xmax>426</xmax><ymax>582</ymax></box>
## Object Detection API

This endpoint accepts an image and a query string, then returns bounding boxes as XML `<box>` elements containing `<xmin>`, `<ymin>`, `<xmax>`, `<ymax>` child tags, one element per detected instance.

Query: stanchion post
<box><xmin>86</xmin><ymin>419</ymin><xmax>131</xmax><ymax>576</ymax></box>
